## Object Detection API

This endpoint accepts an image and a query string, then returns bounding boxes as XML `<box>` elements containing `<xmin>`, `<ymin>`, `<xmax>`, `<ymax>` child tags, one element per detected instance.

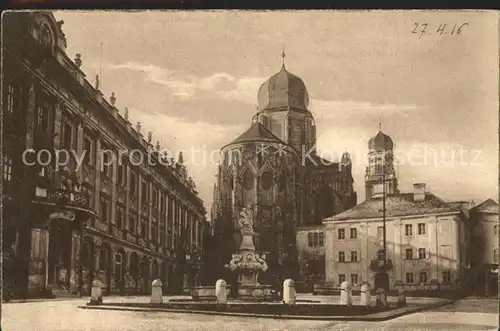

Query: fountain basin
<box><xmin>235</xmin><ymin>284</ymin><xmax>273</xmax><ymax>301</ymax></box>
<box><xmin>190</xmin><ymin>286</ymin><xmax>231</xmax><ymax>301</ymax></box>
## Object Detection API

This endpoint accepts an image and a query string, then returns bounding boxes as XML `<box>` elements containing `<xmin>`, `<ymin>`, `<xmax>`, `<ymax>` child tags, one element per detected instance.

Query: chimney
<box><xmin>413</xmin><ymin>183</ymin><xmax>426</xmax><ymax>201</ymax></box>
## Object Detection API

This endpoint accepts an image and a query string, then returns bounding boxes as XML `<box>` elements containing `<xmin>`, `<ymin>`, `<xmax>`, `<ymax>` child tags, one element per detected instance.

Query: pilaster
<box><xmin>125</xmin><ymin>163</ymin><xmax>130</xmax><ymax>231</ymax></box>
<box><xmin>393</xmin><ymin>218</ymin><xmax>403</xmax><ymax>282</ymax></box>
<box><xmin>429</xmin><ymin>217</ymin><xmax>439</xmax><ymax>281</ymax></box>
<box><xmin>148</xmin><ymin>181</ymin><xmax>153</xmax><ymax>242</ymax></box>
<box><xmin>111</xmin><ymin>148</ymin><xmax>118</xmax><ymax>229</ymax></box>
<box><xmin>94</xmin><ymin>138</ymin><xmax>102</xmax><ymax>213</ymax></box>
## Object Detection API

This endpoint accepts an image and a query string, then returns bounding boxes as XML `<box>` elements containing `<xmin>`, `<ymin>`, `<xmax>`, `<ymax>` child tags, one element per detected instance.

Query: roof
<box><xmin>368</xmin><ymin>130</ymin><xmax>393</xmax><ymax>151</ymax></box>
<box><xmin>325</xmin><ymin>192</ymin><xmax>458</xmax><ymax>221</ymax></box>
<box><xmin>257</xmin><ymin>64</ymin><xmax>310</xmax><ymax>111</ymax></box>
<box><xmin>471</xmin><ymin>199</ymin><xmax>499</xmax><ymax>213</ymax></box>
<box><xmin>225</xmin><ymin>122</ymin><xmax>285</xmax><ymax>147</ymax></box>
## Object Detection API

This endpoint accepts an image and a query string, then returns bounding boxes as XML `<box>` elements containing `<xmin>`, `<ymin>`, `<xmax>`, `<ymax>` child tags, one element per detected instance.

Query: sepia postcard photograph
<box><xmin>1</xmin><ymin>9</ymin><xmax>499</xmax><ymax>331</ymax></box>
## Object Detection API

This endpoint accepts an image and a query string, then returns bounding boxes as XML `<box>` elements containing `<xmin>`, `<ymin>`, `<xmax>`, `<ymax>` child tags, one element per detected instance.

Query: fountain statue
<box><xmin>225</xmin><ymin>205</ymin><xmax>272</xmax><ymax>301</ymax></box>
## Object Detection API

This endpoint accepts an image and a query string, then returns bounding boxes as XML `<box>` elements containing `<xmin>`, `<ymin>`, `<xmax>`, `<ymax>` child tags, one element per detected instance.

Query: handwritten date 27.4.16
<box><xmin>412</xmin><ymin>23</ymin><xmax>468</xmax><ymax>38</ymax></box>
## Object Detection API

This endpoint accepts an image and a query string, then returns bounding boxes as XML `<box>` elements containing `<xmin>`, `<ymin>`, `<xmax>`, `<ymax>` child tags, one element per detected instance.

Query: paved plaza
<box><xmin>2</xmin><ymin>296</ymin><xmax>498</xmax><ymax>331</ymax></box>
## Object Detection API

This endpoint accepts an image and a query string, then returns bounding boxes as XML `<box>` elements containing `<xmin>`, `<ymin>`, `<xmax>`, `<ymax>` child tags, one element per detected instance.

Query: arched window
<box><xmin>261</xmin><ymin>171</ymin><xmax>273</xmax><ymax>190</ymax></box>
<box><xmin>242</xmin><ymin>169</ymin><xmax>254</xmax><ymax>190</ymax></box>
<box><xmin>278</xmin><ymin>172</ymin><xmax>286</xmax><ymax>192</ymax></box>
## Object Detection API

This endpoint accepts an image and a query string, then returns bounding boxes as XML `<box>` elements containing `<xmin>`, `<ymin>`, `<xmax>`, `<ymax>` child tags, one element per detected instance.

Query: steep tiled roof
<box><xmin>226</xmin><ymin>122</ymin><xmax>284</xmax><ymax>146</ymax></box>
<box><xmin>325</xmin><ymin>192</ymin><xmax>458</xmax><ymax>221</ymax></box>
<box><xmin>471</xmin><ymin>198</ymin><xmax>499</xmax><ymax>213</ymax></box>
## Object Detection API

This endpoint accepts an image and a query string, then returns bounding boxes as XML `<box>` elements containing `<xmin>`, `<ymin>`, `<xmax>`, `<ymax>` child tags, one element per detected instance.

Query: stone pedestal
<box><xmin>283</xmin><ymin>279</ymin><xmax>296</xmax><ymax>305</ymax></box>
<box><xmin>397</xmin><ymin>288</ymin><xmax>406</xmax><ymax>307</ymax></box>
<box><xmin>215</xmin><ymin>279</ymin><xmax>227</xmax><ymax>304</ymax></box>
<box><xmin>89</xmin><ymin>280</ymin><xmax>103</xmax><ymax>305</ymax></box>
<box><xmin>340</xmin><ymin>281</ymin><xmax>352</xmax><ymax>305</ymax></box>
<box><xmin>360</xmin><ymin>283</ymin><xmax>371</xmax><ymax>306</ymax></box>
<box><xmin>151</xmin><ymin>279</ymin><xmax>163</xmax><ymax>304</ymax></box>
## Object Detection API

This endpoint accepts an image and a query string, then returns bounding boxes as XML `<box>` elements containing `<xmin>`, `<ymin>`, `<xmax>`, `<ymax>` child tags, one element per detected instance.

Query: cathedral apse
<box><xmin>211</xmin><ymin>58</ymin><xmax>357</xmax><ymax>286</ymax></box>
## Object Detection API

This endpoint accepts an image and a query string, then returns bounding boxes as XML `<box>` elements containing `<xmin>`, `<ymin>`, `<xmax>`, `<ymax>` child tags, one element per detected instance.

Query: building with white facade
<box><xmin>323</xmin><ymin>129</ymin><xmax>468</xmax><ymax>292</ymax></box>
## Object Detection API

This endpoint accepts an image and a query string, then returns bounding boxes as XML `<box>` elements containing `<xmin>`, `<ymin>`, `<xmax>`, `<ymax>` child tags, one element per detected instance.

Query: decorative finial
<box><xmin>148</xmin><ymin>131</ymin><xmax>152</xmax><ymax>143</ymax></box>
<box><xmin>281</xmin><ymin>46</ymin><xmax>286</xmax><ymax>68</ymax></box>
<box><xmin>156</xmin><ymin>141</ymin><xmax>160</xmax><ymax>151</ymax></box>
<box><xmin>95</xmin><ymin>75</ymin><xmax>100</xmax><ymax>89</ymax></box>
<box><xmin>74</xmin><ymin>53</ymin><xmax>82</xmax><ymax>68</ymax></box>
<box><xmin>136</xmin><ymin>122</ymin><xmax>142</xmax><ymax>133</ymax></box>
<box><xmin>178</xmin><ymin>151</ymin><xmax>184</xmax><ymax>165</ymax></box>
<box><xmin>378</xmin><ymin>116</ymin><xmax>382</xmax><ymax>131</ymax></box>
<box><xmin>110</xmin><ymin>92</ymin><xmax>116</xmax><ymax>106</ymax></box>
<box><xmin>124</xmin><ymin>107</ymin><xmax>129</xmax><ymax>120</ymax></box>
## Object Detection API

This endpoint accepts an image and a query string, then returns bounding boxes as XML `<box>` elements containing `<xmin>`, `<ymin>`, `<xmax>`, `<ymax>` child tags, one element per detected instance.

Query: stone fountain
<box><xmin>224</xmin><ymin>205</ymin><xmax>273</xmax><ymax>301</ymax></box>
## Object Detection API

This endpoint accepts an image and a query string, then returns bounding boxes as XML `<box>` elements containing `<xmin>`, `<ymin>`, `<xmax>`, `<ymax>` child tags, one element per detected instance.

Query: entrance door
<box><xmin>47</xmin><ymin>220</ymin><xmax>72</xmax><ymax>292</ymax></box>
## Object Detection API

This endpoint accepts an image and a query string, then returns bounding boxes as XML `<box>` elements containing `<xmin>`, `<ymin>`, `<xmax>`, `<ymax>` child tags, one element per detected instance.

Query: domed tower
<box><xmin>365</xmin><ymin>124</ymin><xmax>399</xmax><ymax>201</ymax></box>
<box><xmin>252</xmin><ymin>52</ymin><xmax>316</xmax><ymax>154</ymax></box>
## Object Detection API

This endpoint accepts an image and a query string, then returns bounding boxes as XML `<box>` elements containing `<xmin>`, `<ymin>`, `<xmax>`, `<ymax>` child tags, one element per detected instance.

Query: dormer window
<box><xmin>39</xmin><ymin>24</ymin><xmax>53</xmax><ymax>47</ymax></box>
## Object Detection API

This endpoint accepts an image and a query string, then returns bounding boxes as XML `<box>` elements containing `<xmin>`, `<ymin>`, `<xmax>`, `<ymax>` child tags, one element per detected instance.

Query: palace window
<box><xmin>100</xmin><ymin>199</ymin><xmax>109</xmax><ymax>223</ymax></box>
<box><xmin>128</xmin><ymin>214</ymin><xmax>136</xmax><ymax>233</ymax></box>
<box><xmin>405</xmin><ymin>224</ymin><xmax>413</xmax><ymax>236</ymax></box>
<box><xmin>338</xmin><ymin>251</ymin><xmax>345</xmax><ymax>262</ymax></box>
<box><xmin>351</xmin><ymin>274</ymin><xmax>358</xmax><ymax>285</ymax></box>
<box><xmin>130</xmin><ymin>171</ymin><xmax>137</xmax><ymax>196</ymax></box>
<box><xmin>3</xmin><ymin>154</ymin><xmax>13</xmax><ymax>182</ymax></box>
<box><xmin>339</xmin><ymin>274</ymin><xmax>346</xmax><ymax>284</ymax></box>
<box><xmin>152</xmin><ymin>222</ymin><xmax>158</xmax><ymax>243</ymax></box>
<box><xmin>494</xmin><ymin>225</ymin><xmax>498</xmax><ymax>236</ymax></box>
<box><xmin>152</xmin><ymin>188</ymin><xmax>159</xmax><ymax>209</ymax></box>
<box><xmin>83</xmin><ymin>137</ymin><xmax>93</xmax><ymax>166</ymax></box>
<box><xmin>117</xmin><ymin>162</ymin><xmax>126</xmax><ymax>186</ymax></box>
<box><xmin>101</xmin><ymin>147</ymin><xmax>113</xmax><ymax>177</ymax></box>
<box><xmin>62</xmin><ymin>122</ymin><xmax>73</xmax><ymax>150</ymax></box>
<box><xmin>350</xmin><ymin>228</ymin><xmax>357</xmax><ymax>239</ymax></box>
<box><xmin>350</xmin><ymin>251</ymin><xmax>358</xmax><ymax>262</ymax></box>
<box><xmin>418</xmin><ymin>223</ymin><xmax>426</xmax><ymax>235</ymax></box>
<box><xmin>261</xmin><ymin>171</ymin><xmax>273</xmax><ymax>190</ymax></box>
<box><xmin>405</xmin><ymin>248</ymin><xmax>413</xmax><ymax>260</ymax></box>
<box><xmin>141</xmin><ymin>218</ymin><xmax>148</xmax><ymax>238</ymax></box>
<box><xmin>6</xmin><ymin>84</ymin><xmax>15</xmax><ymax>113</ymax></box>
<box><xmin>307</xmin><ymin>232</ymin><xmax>324</xmax><ymax>247</ymax></box>
<box><xmin>337</xmin><ymin>228</ymin><xmax>345</xmax><ymax>240</ymax></box>
<box><xmin>405</xmin><ymin>272</ymin><xmax>414</xmax><ymax>284</ymax></box>
<box><xmin>419</xmin><ymin>272</ymin><xmax>427</xmax><ymax>284</ymax></box>
<box><xmin>36</xmin><ymin>104</ymin><xmax>49</xmax><ymax>134</ymax></box>
<box><xmin>418</xmin><ymin>248</ymin><xmax>426</xmax><ymax>260</ymax></box>
<box><xmin>141</xmin><ymin>180</ymin><xmax>148</xmax><ymax>204</ymax></box>
<box><xmin>116</xmin><ymin>206</ymin><xmax>123</xmax><ymax>229</ymax></box>
<box><xmin>442</xmin><ymin>271</ymin><xmax>452</xmax><ymax>284</ymax></box>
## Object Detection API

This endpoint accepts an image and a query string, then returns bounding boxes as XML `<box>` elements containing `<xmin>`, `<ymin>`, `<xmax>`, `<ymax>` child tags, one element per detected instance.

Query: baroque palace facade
<box><xmin>2</xmin><ymin>12</ymin><xmax>207</xmax><ymax>299</ymax></box>
<box><xmin>211</xmin><ymin>60</ymin><xmax>357</xmax><ymax>287</ymax></box>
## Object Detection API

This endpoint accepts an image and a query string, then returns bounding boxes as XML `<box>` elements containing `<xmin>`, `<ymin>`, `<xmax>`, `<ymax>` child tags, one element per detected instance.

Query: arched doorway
<box><xmin>114</xmin><ymin>248</ymin><xmax>126</xmax><ymax>294</ymax></box>
<box><xmin>140</xmin><ymin>256</ymin><xmax>150</xmax><ymax>294</ymax></box>
<box><xmin>99</xmin><ymin>243</ymin><xmax>112</xmax><ymax>295</ymax></box>
<box><xmin>47</xmin><ymin>219</ymin><xmax>72</xmax><ymax>292</ymax></box>
<box><xmin>129</xmin><ymin>252</ymin><xmax>139</xmax><ymax>293</ymax></box>
<box><xmin>152</xmin><ymin>259</ymin><xmax>159</xmax><ymax>280</ymax></box>
<box><xmin>81</xmin><ymin>237</ymin><xmax>95</xmax><ymax>295</ymax></box>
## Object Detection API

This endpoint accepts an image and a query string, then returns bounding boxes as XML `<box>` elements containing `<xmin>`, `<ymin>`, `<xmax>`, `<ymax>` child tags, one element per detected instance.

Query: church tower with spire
<box><xmin>364</xmin><ymin>121</ymin><xmax>399</xmax><ymax>201</ymax></box>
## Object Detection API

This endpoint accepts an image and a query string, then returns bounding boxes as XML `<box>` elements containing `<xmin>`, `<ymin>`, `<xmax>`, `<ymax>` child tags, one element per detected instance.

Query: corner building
<box><xmin>2</xmin><ymin>12</ymin><xmax>207</xmax><ymax>299</ymax></box>
<box><xmin>211</xmin><ymin>63</ymin><xmax>357</xmax><ymax>285</ymax></box>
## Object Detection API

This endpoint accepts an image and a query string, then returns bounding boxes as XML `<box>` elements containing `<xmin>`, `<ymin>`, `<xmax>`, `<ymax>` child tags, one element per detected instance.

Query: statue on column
<box><xmin>238</xmin><ymin>205</ymin><xmax>254</xmax><ymax>235</ymax></box>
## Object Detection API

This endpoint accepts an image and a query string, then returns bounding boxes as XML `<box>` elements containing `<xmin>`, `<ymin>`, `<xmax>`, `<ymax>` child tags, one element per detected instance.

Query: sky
<box><xmin>53</xmin><ymin>10</ymin><xmax>498</xmax><ymax>216</ymax></box>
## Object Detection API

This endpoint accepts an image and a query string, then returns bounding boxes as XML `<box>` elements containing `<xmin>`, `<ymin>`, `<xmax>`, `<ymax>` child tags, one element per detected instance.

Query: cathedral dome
<box><xmin>368</xmin><ymin>131</ymin><xmax>393</xmax><ymax>151</ymax></box>
<box><xmin>257</xmin><ymin>65</ymin><xmax>310</xmax><ymax>111</ymax></box>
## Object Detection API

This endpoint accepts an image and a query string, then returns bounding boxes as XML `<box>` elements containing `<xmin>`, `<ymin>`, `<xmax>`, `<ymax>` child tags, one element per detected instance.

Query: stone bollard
<box><xmin>283</xmin><ymin>279</ymin><xmax>296</xmax><ymax>305</ymax></box>
<box><xmin>150</xmin><ymin>279</ymin><xmax>163</xmax><ymax>304</ymax></box>
<box><xmin>360</xmin><ymin>282</ymin><xmax>371</xmax><ymax>306</ymax></box>
<box><xmin>397</xmin><ymin>287</ymin><xmax>406</xmax><ymax>307</ymax></box>
<box><xmin>340</xmin><ymin>281</ymin><xmax>352</xmax><ymax>306</ymax></box>
<box><xmin>215</xmin><ymin>279</ymin><xmax>227</xmax><ymax>304</ymax></box>
<box><xmin>89</xmin><ymin>279</ymin><xmax>103</xmax><ymax>305</ymax></box>
<box><xmin>375</xmin><ymin>288</ymin><xmax>388</xmax><ymax>307</ymax></box>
